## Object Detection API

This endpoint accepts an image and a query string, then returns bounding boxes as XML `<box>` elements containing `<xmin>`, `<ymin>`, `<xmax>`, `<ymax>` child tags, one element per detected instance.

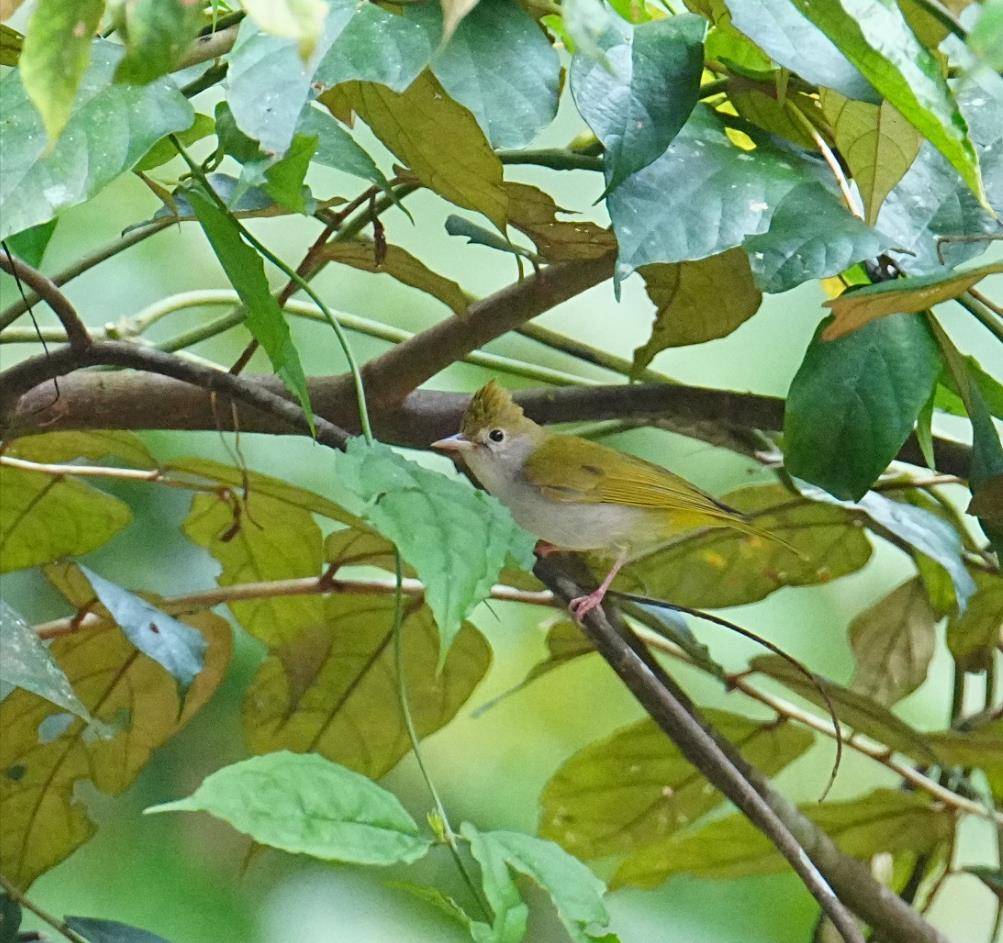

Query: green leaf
<box><xmin>744</xmin><ymin>182</ymin><xmax>888</xmax><ymax>293</ymax></box>
<box><xmin>0</xmin><ymin>601</ymin><xmax>90</xmax><ymax>722</ymax></box>
<box><xmin>135</xmin><ymin>113</ymin><xmax>215</xmax><ymax>172</ymax></box>
<box><xmin>632</xmin><ymin>248</ymin><xmax>760</xmax><ymax>367</ymax></box>
<box><xmin>446</xmin><ymin>215</ymin><xmax>534</xmax><ymax>261</ymax></box>
<box><xmin>784</xmin><ymin>314</ymin><xmax>942</xmax><ymax>501</ymax></box>
<box><xmin>971</xmin><ymin>0</ymin><xmax>1003</xmax><ymax>70</ymax></box>
<box><xmin>928</xmin><ymin>720</ymin><xmax>1003</xmax><ymax>774</ymax></box>
<box><xmin>820</xmin><ymin>91</ymin><xmax>922</xmax><ymax>227</ymax></box>
<box><xmin>19</xmin><ymin>0</ymin><xmax>105</xmax><ymax>142</ymax></box>
<box><xmin>258</xmin><ymin>132</ymin><xmax>317</xmax><ymax>213</ymax></box>
<box><xmin>571</xmin><ymin>15</ymin><xmax>705</xmax><ymax>193</ymax></box>
<box><xmin>751</xmin><ymin>655</ymin><xmax>938</xmax><ymax>762</ymax></box>
<box><xmin>77</xmin><ymin>566</ymin><xmax>208</xmax><ymax>694</ymax></box>
<box><xmin>8</xmin><ymin>429</ymin><xmax>155</xmax><ymax>467</ymax></box>
<box><xmin>333</xmin><ymin>439</ymin><xmax>536</xmax><ymax>659</ymax></box>
<box><xmin>788</xmin><ymin>0</ymin><xmax>983</xmax><ymax>203</ymax></box>
<box><xmin>462</xmin><ymin>824</ymin><xmax>613</xmax><ymax>943</ymax></box>
<box><xmin>613</xmin><ymin>484</ymin><xmax>872</xmax><ymax>608</ymax></box>
<box><xmin>722</xmin><ymin>0</ymin><xmax>874</xmax><ymax>100</ymax></box>
<box><xmin>822</xmin><ymin>262</ymin><xmax>1003</xmax><ymax>340</ymax></box>
<box><xmin>296</xmin><ymin>104</ymin><xmax>390</xmax><ymax>190</ymax></box>
<box><xmin>947</xmin><ymin>570</ymin><xmax>1002</xmax><ymax>674</ymax></box>
<box><xmin>539</xmin><ymin>712</ymin><xmax>812</xmax><ymax>859</ymax></box>
<box><xmin>0</xmin><ymin>890</ymin><xmax>21</xmax><ymax>943</ymax></box>
<box><xmin>241</xmin><ymin>0</ymin><xmax>329</xmax><ymax>60</ymax></box>
<box><xmin>4</xmin><ymin>219</ymin><xmax>57</xmax><ymax>268</ymax></box>
<box><xmin>848</xmin><ymin>578</ymin><xmax>935</xmax><ymax>707</ymax></box>
<box><xmin>112</xmin><ymin>0</ymin><xmax>204</xmax><ymax>85</ymax></box>
<box><xmin>0</xmin><ymin>41</ymin><xmax>194</xmax><ymax>241</ymax></box>
<box><xmin>727</xmin><ymin>82</ymin><xmax>819</xmax><ymax>149</ymax></box>
<box><xmin>935</xmin><ymin>356</ymin><xmax>1003</xmax><ymax>421</ymax></box>
<box><xmin>0</xmin><ymin>465</ymin><xmax>132</xmax><ymax>573</ymax></box>
<box><xmin>65</xmin><ymin>916</ymin><xmax>172</xmax><ymax>943</ymax></box>
<box><xmin>146</xmin><ymin>751</ymin><xmax>432</xmax><ymax>865</ymax></box>
<box><xmin>386</xmin><ymin>882</ymin><xmax>473</xmax><ymax>929</ymax></box>
<box><xmin>504</xmin><ymin>183</ymin><xmax>617</xmax><ymax>262</ymax></box>
<box><xmin>244</xmin><ymin>595</ymin><xmax>491</xmax><ymax>779</ymax></box>
<box><xmin>185</xmin><ymin>186</ymin><xmax>314</xmax><ymax>429</ymax></box>
<box><xmin>614</xmin><ymin>789</ymin><xmax>952</xmax><ymax>888</ymax></box>
<box><xmin>0</xmin><ymin>24</ymin><xmax>23</xmax><ymax>67</ymax></box>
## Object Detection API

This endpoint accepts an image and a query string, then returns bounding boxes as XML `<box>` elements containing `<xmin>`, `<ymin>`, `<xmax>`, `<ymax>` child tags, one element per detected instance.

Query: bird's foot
<box><xmin>534</xmin><ymin>540</ymin><xmax>561</xmax><ymax>558</ymax></box>
<box><xmin>568</xmin><ymin>589</ymin><xmax>607</xmax><ymax>624</ymax></box>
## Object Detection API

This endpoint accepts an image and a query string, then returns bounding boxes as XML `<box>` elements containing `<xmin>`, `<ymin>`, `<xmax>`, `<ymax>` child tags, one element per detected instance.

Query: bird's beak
<box><xmin>431</xmin><ymin>433</ymin><xmax>474</xmax><ymax>453</ymax></box>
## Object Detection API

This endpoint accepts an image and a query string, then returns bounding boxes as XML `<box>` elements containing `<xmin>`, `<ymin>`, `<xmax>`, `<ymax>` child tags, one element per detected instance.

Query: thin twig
<box><xmin>786</xmin><ymin>103</ymin><xmax>864</xmax><ymax>220</ymax></box>
<box><xmin>0</xmin><ymin>455</ymin><xmax>222</xmax><ymax>494</ymax></box>
<box><xmin>956</xmin><ymin>292</ymin><xmax>1003</xmax><ymax>342</ymax></box>
<box><xmin>0</xmin><ymin>253</ymin><xmax>91</xmax><ymax>351</ymax></box>
<box><xmin>0</xmin><ymin>874</ymin><xmax>88</xmax><ymax>943</ymax></box>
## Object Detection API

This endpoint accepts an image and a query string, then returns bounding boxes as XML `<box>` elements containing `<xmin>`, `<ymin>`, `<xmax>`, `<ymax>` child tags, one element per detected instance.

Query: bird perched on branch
<box><xmin>433</xmin><ymin>381</ymin><xmax>798</xmax><ymax>621</ymax></box>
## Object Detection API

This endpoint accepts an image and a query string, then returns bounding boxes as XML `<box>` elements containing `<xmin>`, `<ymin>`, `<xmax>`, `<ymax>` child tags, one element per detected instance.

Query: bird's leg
<box><xmin>568</xmin><ymin>547</ymin><xmax>629</xmax><ymax>624</ymax></box>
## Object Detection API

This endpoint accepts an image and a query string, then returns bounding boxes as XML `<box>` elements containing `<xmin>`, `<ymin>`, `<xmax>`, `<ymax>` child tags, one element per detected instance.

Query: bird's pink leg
<box><xmin>569</xmin><ymin>548</ymin><xmax>629</xmax><ymax>624</ymax></box>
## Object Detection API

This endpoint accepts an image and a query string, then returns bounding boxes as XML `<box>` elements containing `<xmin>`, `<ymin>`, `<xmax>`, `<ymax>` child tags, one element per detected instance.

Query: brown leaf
<box><xmin>946</xmin><ymin>570</ymin><xmax>1003</xmax><ymax>674</ymax></box>
<box><xmin>505</xmin><ymin>182</ymin><xmax>617</xmax><ymax>262</ymax></box>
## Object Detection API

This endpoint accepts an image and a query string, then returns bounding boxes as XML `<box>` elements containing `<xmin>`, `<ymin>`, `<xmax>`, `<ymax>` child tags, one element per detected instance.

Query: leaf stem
<box><xmin>497</xmin><ymin>149</ymin><xmax>604</xmax><ymax>172</ymax></box>
<box><xmin>956</xmin><ymin>292</ymin><xmax>1003</xmax><ymax>342</ymax></box>
<box><xmin>0</xmin><ymin>874</ymin><xmax>88</xmax><ymax>943</ymax></box>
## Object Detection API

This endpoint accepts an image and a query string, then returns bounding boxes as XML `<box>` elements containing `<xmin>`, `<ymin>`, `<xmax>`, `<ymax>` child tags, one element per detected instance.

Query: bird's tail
<box><xmin>721</xmin><ymin>514</ymin><xmax>807</xmax><ymax>560</ymax></box>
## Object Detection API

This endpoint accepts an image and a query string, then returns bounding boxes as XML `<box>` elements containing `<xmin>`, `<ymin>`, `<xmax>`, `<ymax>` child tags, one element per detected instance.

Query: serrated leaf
<box><xmin>0</xmin><ymin>41</ymin><xmax>194</xmax><ymax>241</ymax></box>
<box><xmin>849</xmin><ymin>578</ymin><xmax>935</xmax><ymax>707</ymax></box>
<box><xmin>146</xmin><ymin>751</ymin><xmax>431</xmax><ymax>865</ymax></box>
<box><xmin>8</xmin><ymin>430</ymin><xmax>155</xmax><ymax>468</ymax></box>
<box><xmin>241</xmin><ymin>0</ymin><xmax>329</xmax><ymax>60</ymax></box>
<box><xmin>614</xmin><ymin>789</ymin><xmax>952</xmax><ymax>888</ymax></box>
<box><xmin>244</xmin><ymin>595</ymin><xmax>491</xmax><ymax>779</ymax></box>
<box><xmin>333</xmin><ymin>439</ymin><xmax>536</xmax><ymax>660</ymax></box>
<box><xmin>185</xmin><ymin>186</ymin><xmax>313</xmax><ymax>429</ymax></box>
<box><xmin>571</xmin><ymin>15</ymin><xmax>705</xmax><ymax>193</ymax></box>
<box><xmin>342</xmin><ymin>72</ymin><xmax>508</xmax><ymax>230</ymax></box>
<box><xmin>320</xmin><ymin>239</ymin><xmax>468</xmax><ymax>315</ymax></box>
<box><xmin>633</xmin><ymin>248</ymin><xmax>760</xmax><ymax>367</ymax></box>
<box><xmin>113</xmin><ymin>0</ymin><xmax>204</xmax><ymax>84</ymax></box>
<box><xmin>65</xmin><ymin>916</ymin><xmax>172</xmax><ymax>943</ymax></box>
<box><xmin>751</xmin><ymin>655</ymin><xmax>937</xmax><ymax>762</ymax></box>
<box><xmin>504</xmin><ymin>183</ymin><xmax>617</xmax><ymax>263</ymax></box>
<box><xmin>611</xmin><ymin>484</ymin><xmax>872</xmax><ymax>608</ymax></box>
<box><xmin>947</xmin><ymin>570</ymin><xmax>1003</xmax><ymax>674</ymax></box>
<box><xmin>540</xmin><ymin>712</ymin><xmax>812</xmax><ymax>859</ymax></box>
<box><xmin>784</xmin><ymin>314</ymin><xmax>942</xmax><ymax>501</ymax></box>
<box><xmin>0</xmin><ymin>609</ymin><xmax>229</xmax><ymax>886</ymax></box>
<box><xmin>0</xmin><ymin>466</ymin><xmax>132</xmax><ymax>573</ymax></box>
<box><xmin>820</xmin><ymin>91</ymin><xmax>921</xmax><ymax>227</ymax></box>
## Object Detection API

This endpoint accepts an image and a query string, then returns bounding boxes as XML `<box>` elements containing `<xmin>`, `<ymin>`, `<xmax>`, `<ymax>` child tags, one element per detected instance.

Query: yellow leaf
<box><xmin>9</xmin><ymin>430</ymin><xmax>155</xmax><ymax>467</ymax></box>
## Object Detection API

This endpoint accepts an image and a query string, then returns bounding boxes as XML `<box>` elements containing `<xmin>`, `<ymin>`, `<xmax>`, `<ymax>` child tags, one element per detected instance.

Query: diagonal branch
<box><xmin>0</xmin><ymin>252</ymin><xmax>91</xmax><ymax>351</ymax></box>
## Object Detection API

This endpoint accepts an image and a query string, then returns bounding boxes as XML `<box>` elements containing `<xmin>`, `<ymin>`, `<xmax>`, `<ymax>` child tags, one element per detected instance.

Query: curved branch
<box><xmin>0</xmin><ymin>252</ymin><xmax>91</xmax><ymax>351</ymax></box>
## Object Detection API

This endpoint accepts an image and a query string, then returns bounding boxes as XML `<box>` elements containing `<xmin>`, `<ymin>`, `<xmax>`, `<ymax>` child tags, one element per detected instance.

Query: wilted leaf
<box><xmin>505</xmin><ymin>183</ymin><xmax>617</xmax><ymax>262</ymax></box>
<box><xmin>113</xmin><ymin>0</ymin><xmax>204</xmax><ymax>84</ymax></box>
<box><xmin>243</xmin><ymin>596</ymin><xmax>491</xmax><ymax>779</ymax></box>
<box><xmin>146</xmin><ymin>751</ymin><xmax>431</xmax><ymax>865</ymax></box>
<box><xmin>614</xmin><ymin>789</ymin><xmax>952</xmax><ymax>888</ymax></box>
<box><xmin>849</xmin><ymin>578</ymin><xmax>935</xmax><ymax>707</ymax></box>
<box><xmin>342</xmin><ymin>73</ymin><xmax>508</xmax><ymax>230</ymax></box>
<box><xmin>65</xmin><ymin>916</ymin><xmax>172</xmax><ymax>943</ymax></box>
<box><xmin>241</xmin><ymin>0</ymin><xmax>329</xmax><ymax>60</ymax></box>
<box><xmin>0</xmin><ymin>611</ymin><xmax>229</xmax><ymax>886</ymax></box>
<box><xmin>7</xmin><ymin>430</ymin><xmax>155</xmax><ymax>468</ymax></box>
<box><xmin>633</xmin><ymin>249</ymin><xmax>761</xmax><ymax>368</ymax></box>
<box><xmin>540</xmin><ymin>712</ymin><xmax>812</xmax><ymax>859</ymax></box>
<box><xmin>947</xmin><ymin>570</ymin><xmax>1003</xmax><ymax>674</ymax></box>
<box><xmin>820</xmin><ymin>91</ymin><xmax>921</xmax><ymax>227</ymax></box>
<box><xmin>320</xmin><ymin>239</ymin><xmax>469</xmax><ymax>315</ymax></box>
<box><xmin>0</xmin><ymin>465</ymin><xmax>132</xmax><ymax>573</ymax></box>
<box><xmin>612</xmin><ymin>484</ymin><xmax>872</xmax><ymax>608</ymax></box>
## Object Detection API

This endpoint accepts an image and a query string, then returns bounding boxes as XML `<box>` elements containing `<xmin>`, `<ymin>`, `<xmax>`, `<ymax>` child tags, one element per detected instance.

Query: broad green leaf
<box><xmin>0</xmin><ymin>601</ymin><xmax>89</xmax><ymax>722</ymax></box>
<box><xmin>820</xmin><ymin>91</ymin><xmax>921</xmax><ymax>227</ymax></box>
<box><xmin>333</xmin><ymin>439</ymin><xmax>536</xmax><ymax>658</ymax></box>
<box><xmin>135</xmin><ymin>113</ymin><xmax>215</xmax><ymax>172</ymax></box>
<box><xmin>241</xmin><ymin>0</ymin><xmax>329</xmax><ymax>60</ymax></box>
<box><xmin>823</xmin><ymin>262</ymin><xmax>1003</xmax><ymax>340</ymax></box>
<box><xmin>540</xmin><ymin>712</ymin><xmax>812</xmax><ymax>859</ymax></box>
<box><xmin>65</xmin><ymin>916</ymin><xmax>171</xmax><ymax>943</ymax></box>
<box><xmin>633</xmin><ymin>249</ymin><xmax>760</xmax><ymax>367</ymax></box>
<box><xmin>751</xmin><ymin>655</ymin><xmax>938</xmax><ymax>762</ymax></box>
<box><xmin>607</xmin><ymin>106</ymin><xmax>820</xmax><ymax>278</ymax></box>
<box><xmin>77</xmin><ymin>566</ymin><xmax>208</xmax><ymax>694</ymax></box>
<box><xmin>185</xmin><ymin>186</ymin><xmax>313</xmax><ymax>428</ymax></box>
<box><xmin>4</xmin><ymin>219</ymin><xmax>56</xmax><ymax>268</ymax></box>
<box><xmin>744</xmin><ymin>182</ymin><xmax>888</xmax><ymax>293</ymax></box>
<box><xmin>612</xmin><ymin>484</ymin><xmax>872</xmax><ymax>608</ymax></box>
<box><xmin>505</xmin><ymin>183</ymin><xmax>617</xmax><ymax>262</ymax></box>
<box><xmin>112</xmin><ymin>0</ymin><xmax>203</xmax><ymax>84</ymax></box>
<box><xmin>571</xmin><ymin>15</ymin><xmax>705</xmax><ymax>193</ymax></box>
<box><xmin>0</xmin><ymin>466</ymin><xmax>132</xmax><ymax>573</ymax></box>
<box><xmin>257</xmin><ymin>132</ymin><xmax>317</xmax><ymax>213</ymax></box>
<box><xmin>0</xmin><ymin>41</ymin><xmax>193</xmax><ymax>241</ymax></box>
<box><xmin>614</xmin><ymin>789</ymin><xmax>952</xmax><ymax>888</ymax></box>
<box><xmin>947</xmin><ymin>570</ymin><xmax>1003</xmax><ymax>674</ymax></box>
<box><xmin>146</xmin><ymin>751</ymin><xmax>432</xmax><ymax>865</ymax></box>
<box><xmin>413</xmin><ymin>0</ymin><xmax>561</xmax><ymax>149</ymax></box>
<box><xmin>0</xmin><ymin>609</ymin><xmax>229</xmax><ymax>886</ymax></box>
<box><xmin>0</xmin><ymin>23</ymin><xmax>22</xmax><ymax>66</ymax></box>
<box><xmin>296</xmin><ymin>104</ymin><xmax>390</xmax><ymax>189</ymax></box>
<box><xmin>971</xmin><ymin>0</ymin><xmax>1003</xmax><ymax>70</ymax></box>
<box><xmin>8</xmin><ymin>430</ymin><xmax>155</xmax><ymax>467</ymax></box>
<box><xmin>19</xmin><ymin>0</ymin><xmax>105</xmax><ymax>142</ymax></box>
<box><xmin>342</xmin><ymin>73</ymin><xmax>508</xmax><ymax>230</ymax></box>
<box><xmin>321</xmin><ymin>239</ymin><xmax>469</xmax><ymax>315</ymax></box>
<box><xmin>849</xmin><ymin>578</ymin><xmax>935</xmax><ymax>707</ymax></box>
<box><xmin>462</xmin><ymin>824</ymin><xmax>613</xmax><ymax>943</ymax></box>
<box><xmin>788</xmin><ymin>0</ymin><xmax>984</xmax><ymax>203</ymax></box>
<box><xmin>784</xmin><ymin>314</ymin><xmax>941</xmax><ymax>501</ymax></box>
<box><xmin>722</xmin><ymin>0</ymin><xmax>874</xmax><ymax>100</ymax></box>
<box><xmin>936</xmin><ymin>356</ymin><xmax>1003</xmax><ymax>418</ymax></box>
<box><xmin>727</xmin><ymin>82</ymin><xmax>818</xmax><ymax>149</ymax></box>
<box><xmin>244</xmin><ymin>596</ymin><xmax>491</xmax><ymax>779</ymax></box>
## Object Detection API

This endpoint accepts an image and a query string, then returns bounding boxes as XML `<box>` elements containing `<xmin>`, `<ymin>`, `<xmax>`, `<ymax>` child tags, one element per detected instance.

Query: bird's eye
<box><xmin>488</xmin><ymin>428</ymin><xmax>505</xmax><ymax>443</ymax></box>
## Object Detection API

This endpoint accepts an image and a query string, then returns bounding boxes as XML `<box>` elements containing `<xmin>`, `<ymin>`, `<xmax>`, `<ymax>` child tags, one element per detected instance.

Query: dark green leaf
<box><xmin>185</xmin><ymin>186</ymin><xmax>313</xmax><ymax>428</ymax></box>
<box><xmin>146</xmin><ymin>752</ymin><xmax>432</xmax><ymax>865</ymax></box>
<box><xmin>571</xmin><ymin>15</ymin><xmax>705</xmax><ymax>193</ymax></box>
<box><xmin>4</xmin><ymin>219</ymin><xmax>57</xmax><ymax>269</ymax></box>
<box><xmin>0</xmin><ymin>41</ymin><xmax>194</xmax><ymax>241</ymax></box>
<box><xmin>78</xmin><ymin>566</ymin><xmax>208</xmax><ymax>693</ymax></box>
<box><xmin>113</xmin><ymin>0</ymin><xmax>203</xmax><ymax>85</ymax></box>
<box><xmin>0</xmin><ymin>890</ymin><xmax>20</xmax><ymax>943</ymax></box>
<box><xmin>258</xmin><ymin>132</ymin><xmax>317</xmax><ymax>213</ymax></box>
<box><xmin>947</xmin><ymin>570</ymin><xmax>1002</xmax><ymax>674</ymax></box>
<box><xmin>296</xmin><ymin>104</ymin><xmax>390</xmax><ymax>189</ymax></box>
<box><xmin>135</xmin><ymin>113</ymin><xmax>215</xmax><ymax>172</ymax></box>
<box><xmin>784</xmin><ymin>314</ymin><xmax>942</xmax><ymax>501</ymax></box>
<box><xmin>445</xmin><ymin>215</ymin><xmax>532</xmax><ymax>260</ymax></box>
<box><xmin>65</xmin><ymin>916</ymin><xmax>172</xmax><ymax>943</ymax></box>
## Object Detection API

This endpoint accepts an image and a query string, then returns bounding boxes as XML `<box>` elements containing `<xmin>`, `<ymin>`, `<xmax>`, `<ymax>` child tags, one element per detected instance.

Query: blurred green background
<box><xmin>1</xmin><ymin>87</ymin><xmax>1000</xmax><ymax>943</ymax></box>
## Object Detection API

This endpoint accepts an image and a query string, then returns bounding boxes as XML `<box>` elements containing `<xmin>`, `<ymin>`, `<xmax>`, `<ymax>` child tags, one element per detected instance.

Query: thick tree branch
<box><xmin>0</xmin><ymin>253</ymin><xmax>91</xmax><ymax>351</ymax></box>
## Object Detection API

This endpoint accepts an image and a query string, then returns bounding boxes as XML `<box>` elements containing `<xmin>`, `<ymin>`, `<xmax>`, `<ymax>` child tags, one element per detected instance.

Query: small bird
<box><xmin>433</xmin><ymin>381</ymin><xmax>797</xmax><ymax>622</ymax></box>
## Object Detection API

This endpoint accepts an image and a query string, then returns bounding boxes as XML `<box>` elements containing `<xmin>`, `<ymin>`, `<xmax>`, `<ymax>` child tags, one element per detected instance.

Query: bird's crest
<box><xmin>462</xmin><ymin>381</ymin><xmax>526</xmax><ymax>436</ymax></box>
